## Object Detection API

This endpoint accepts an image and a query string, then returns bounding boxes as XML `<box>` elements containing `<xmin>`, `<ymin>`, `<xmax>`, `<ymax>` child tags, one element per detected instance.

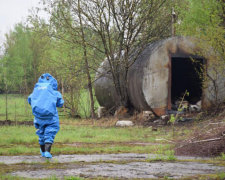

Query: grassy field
<box><xmin>0</xmin><ymin>94</ymin><xmax>33</xmax><ymax>121</ymax></box>
<box><xmin>0</xmin><ymin>92</ymin><xmax>99</xmax><ymax>121</ymax></box>
<box><xmin>1</xmin><ymin>95</ymin><xmax>225</xmax><ymax>180</ymax></box>
<box><xmin>0</xmin><ymin>122</ymin><xmax>174</xmax><ymax>156</ymax></box>
<box><xmin>0</xmin><ymin>94</ymin><xmax>208</xmax><ymax>156</ymax></box>
<box><xmin>0</xmin><ymin>94</ymin><xmax>173</xmax><ymax>156</ymax></box>
<box><xmin>0</xmin><ymin>94</ymin><xmax>224</xmax><ymax>158</ymax></box>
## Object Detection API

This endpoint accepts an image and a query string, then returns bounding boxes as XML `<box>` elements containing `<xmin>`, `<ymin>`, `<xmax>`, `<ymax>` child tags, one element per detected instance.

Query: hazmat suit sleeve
<box><xmin>56</xmin><ymin>91</ymin><xmax>64</xmax><ymax>108</ymax></box>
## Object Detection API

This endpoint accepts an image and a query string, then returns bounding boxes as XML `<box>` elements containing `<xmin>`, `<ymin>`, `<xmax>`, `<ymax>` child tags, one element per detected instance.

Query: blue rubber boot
<box><xmin>44</xmin><ymin>152</ymin><xmax>52</xmax><ymax>158</ymax></box>
<box><xmin>40</xmin><ymin>145</ymin><xmax>45</xmax><ymax>157</ymax></box>
<box><xmin>44</xmin><ymin>143</ymin><xmax>52</xmax><ymax>158</ymax></box>
<box><xmin>40</xmin><ymin>149</ymin><xmax>45</xmax><ymax>157</ymax></box>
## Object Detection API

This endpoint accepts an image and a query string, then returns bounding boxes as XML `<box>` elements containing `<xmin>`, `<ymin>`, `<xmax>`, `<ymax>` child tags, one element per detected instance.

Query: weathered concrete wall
<box><xmin>95</xmin><ymin>36</ymin><xmax>225</xmax><ymax>116</ymax></box>
<box><xmin>203</xmin><ymin>60</ymin><xmax>225</xmax><ymax>108</ymax></box>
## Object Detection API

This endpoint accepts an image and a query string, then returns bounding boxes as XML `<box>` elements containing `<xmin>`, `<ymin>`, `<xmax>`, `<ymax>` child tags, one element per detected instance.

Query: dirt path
<box><xmin>1</xmin><ymin>153</ymin><xmax>225</xmax><ymax>179</ymax></box>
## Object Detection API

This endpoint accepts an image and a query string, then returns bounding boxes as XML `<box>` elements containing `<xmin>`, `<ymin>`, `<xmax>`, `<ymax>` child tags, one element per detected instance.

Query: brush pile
<box><xmin>175</xmin><ymin>122</ymin><xmax>225</xmax><ymax>157</ymax></box>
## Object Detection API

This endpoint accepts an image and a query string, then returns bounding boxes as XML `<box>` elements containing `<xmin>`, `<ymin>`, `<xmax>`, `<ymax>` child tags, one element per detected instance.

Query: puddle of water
<box><xmin>11</xmin><ymin>161</ymin><xmax>225</xmax><ymax>179</ymax></box>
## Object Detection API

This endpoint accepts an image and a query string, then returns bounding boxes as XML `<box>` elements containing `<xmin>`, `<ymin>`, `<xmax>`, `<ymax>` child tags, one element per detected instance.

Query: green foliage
<box><xmin>1</xmin><ymin>24</ymin><xmax>34</xmax><ymax>93</ymax></box>
<box><xmin>175</xmin><ymin>0</ymin><xmax>225</xmax><ymax>63</ymax></box>
<box><xmin>169</xmin><ymin>90</ymin><xmax>189</xmax><ymax>125</ymax></box>
<box><xmin>78</xmin><ymin>90</ymin><xmax>99</xmax><ymax>118</ymax></box>
<box><xmin>169</xmin><ymin>114</ymin><xmax>176</xmax><ymax>124</ymax></box>
<box><xmin>218</xmin><ymin>172</ymin><xmax>225</xmax><ymax>179</ymax></box>
<box><xmin>32</xmin><ymin>23</ymin><xmax>100</xmax><ymax>118</ymax></box>
<box><xmin>64</xmin><ymin>177</ymin><xmax>84</xmax><ymax>180</ymax></box>
<box><xmin>218</xmin><ymin>153</ymin><xmax>225</xmax><ymax>160</ymax></box>
<box><xmin>0</xmin><ymin>175</ymin><xmax>25</xmax><ymax>180</ymax></box>
<box><xmin>175</xmin><ymin>0</ymin><xmax>225</xmax><ymax>107</ymax></box>
<box><xmin>0</xmin><ymin>93</ymin><xmax>99</xmax><ymax>121</ymax></box>
<box><xmin>165</xmin><ymin>150</ymin><xmax>177</xmax><ymax>161</ymax></box>
<box><xmin>0</xmin><ymin>19</ymin><xmax>100</xmax><ymax>118</ymax></box>
<box><xmin>0</xmin><ymin>0</ymin><xmax>223</xmax><ymax>118</ymax></box>
<box><xmin>147</xmin><ymin>150</ymin><xmax>176</xmax><ymax>162</ymax></box>
<box><xmin>0</xmin><ymin>94</ymin><xmax>32</xmax><ymax>121</ymax></box>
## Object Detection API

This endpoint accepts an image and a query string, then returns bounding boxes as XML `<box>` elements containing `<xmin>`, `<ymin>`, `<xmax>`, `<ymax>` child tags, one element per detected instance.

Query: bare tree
<box><xmin>41</xmin><ymin>0</ymin><xmax>171</xmax><ymax>108</ymax></box>
<box><xmin>76</xmin><ymin>0</ymin><xmax>171</xmax><ymax>107</ymax></box>
<box><xmin>77</xmin><ymin>0</ymin><xmax>96</xmax><ymax>119</ymax></box>
<box><xmin>39</xmin><ymin>0</ymin><xmax>99</xmax><ymax>118</ymax></box>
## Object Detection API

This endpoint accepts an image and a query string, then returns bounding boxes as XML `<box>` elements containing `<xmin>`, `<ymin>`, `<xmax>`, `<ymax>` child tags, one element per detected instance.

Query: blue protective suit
<box><xmin>28</xmin><ymin>73</ymin><xmax>64</xmax><ymax>145</ymax></box>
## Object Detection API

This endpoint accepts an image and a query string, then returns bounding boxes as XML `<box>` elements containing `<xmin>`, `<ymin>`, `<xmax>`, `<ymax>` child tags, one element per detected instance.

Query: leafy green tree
<box><xmin>39</xmin><ymin>0</ymin><xmax>172</xmax><ymax>110</ymax></box>
<box><xmin>30</xmin><ymin>0</ymin><xmax>105</xmax><ymax>118</ymax></box>
<box><xmin>175</xmin><ymin>0</ymin><xmax>225</xmax><ymax>107</ymax></box>
<box><xmin>29</xmin><ymin>22</ymin><xmax>53</xmax><ymax>85</ymax></box>
<box><xmin>2</xmin><ymin>24</ymin><xmax>34</xmax><ymax>93</ymax></box>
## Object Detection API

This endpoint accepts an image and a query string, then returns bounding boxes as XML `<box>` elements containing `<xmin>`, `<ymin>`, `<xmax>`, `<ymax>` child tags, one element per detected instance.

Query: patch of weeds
<box><xmin>211</xmin><ymin>153</ymin><xmax>225</xmax><ymax>166</ymax></box>
<box><xmin>165</xmin><ymin>150</ymin><xmax>177</xmax><ymax>161</ymax></box>
<box><xmin>219</xmin><ymin>153</ymin><xmax>225</xmax><ymax>160</ymax></box>
<box><xmin>199</xmin><ymin>172</ymin><xmax>225</xmax><ymax>180</ymax></box>
<box><xmin>163</xmin><ymin>176</ymin><xmax>169</xmax><ymax>179</ymax></box>
<box><xmin>47</xmin><ymin>175</ymin><xmax>58</xmax><ymax>180</ymax></box>
<box><xmin>167</xmin><ymin>154</ymin><xmax>176</xmax><ymax>161</ymax></box>
<box><xmin>147</xmin><ymin>150</ymin><xmax>177</xmax><ymax>162</ymax></box>
<box><xmin>45</xmin><ymin>159</ymin><xmax>51</xmax><ymax>164</ymax></box>
<box><xmin>147</xmin><ymin>154</ymin><xmax>166</xmax><ymax>162</ymax></box>
<box><xmin>216</xmin><ymin>171</ymin><xmax>225</xmax><ymax>180</ymax></box>
<box><xmin>0</xmin><ymin>175</ymin><xmax>25</xmax><ymax>180</ymax></box>
<box><xmin>64</xmin><ymin>177</ymin><xmax>84</xmax><ymax>180</ymax></box>
<box><xmin>154</xmin><ymin>144</ymin><xmax>174</xmax><ymax>156</ymax></box>
<box><xmin>21</xmin><ymin>161</ymin><xmax>27</xmax><ymax>164</ymax></box>
<box><xmin>52</xmin><ymin>159</ymin><xmax>59</xmax><ymax>164</ymax></box>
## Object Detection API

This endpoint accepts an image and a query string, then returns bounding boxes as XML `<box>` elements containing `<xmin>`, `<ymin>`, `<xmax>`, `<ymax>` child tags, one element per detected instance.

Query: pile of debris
<box><xmin>175</xmin><ymin>124</ymin><xmax>225</xmax><ymax>157</ymax></box>
<box><xmin>171</xmin><ymin>100</ymin><xmax>201</xmax><ymax>113</ymax></box>
<box><xmin>97</xmin><ymin>99</ymin><xmax>203</xmax><ymax>127</ymax></box>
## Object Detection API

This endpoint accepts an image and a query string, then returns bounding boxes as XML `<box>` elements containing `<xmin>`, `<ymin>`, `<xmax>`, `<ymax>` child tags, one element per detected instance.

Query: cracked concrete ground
<box><xmin>1</xmin><ymin>153</ymin><xmax>224</xmax><ymax>179</ymax></box>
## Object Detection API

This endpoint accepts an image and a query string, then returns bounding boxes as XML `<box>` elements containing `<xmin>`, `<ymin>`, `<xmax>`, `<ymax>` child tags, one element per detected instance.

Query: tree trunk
<box><xmin>78</xmin><ymin>0</ymin><xmax>96</xmax><ymax>119</ymax></box>
<box><xmin>5</xmin><ymin>86</ymin><xmax>8</xmax><ymax>121</ymax></box>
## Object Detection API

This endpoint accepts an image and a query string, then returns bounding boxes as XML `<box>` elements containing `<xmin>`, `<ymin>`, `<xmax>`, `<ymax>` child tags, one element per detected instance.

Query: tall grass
<box><xmin>0</xmin><ymin>94</ymin><xmax>33</xmax><ymax>121</ymax></box>
<box><xmin>77</xmin><ymin>90</ymin><xmax>99</xmax><ymax>118</ymax></box>
<box><xmin>0</xmin><ymin>91</ymin><xmax>99</xmax><ymax>121</ymax></box>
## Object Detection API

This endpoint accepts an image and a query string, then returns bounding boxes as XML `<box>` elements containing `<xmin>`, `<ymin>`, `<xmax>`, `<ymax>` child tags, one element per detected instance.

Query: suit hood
<box><xmin>38</xmin><ymin>73</ymin><xmax>58</xmax><ymax>90</ymax></box>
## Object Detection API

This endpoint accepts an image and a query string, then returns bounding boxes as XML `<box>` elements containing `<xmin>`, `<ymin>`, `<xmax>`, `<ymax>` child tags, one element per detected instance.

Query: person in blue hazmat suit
<box><xmin>28</xmin><ymin>73</ymin><xmax>64</xmax><ymax>158</ymax></box>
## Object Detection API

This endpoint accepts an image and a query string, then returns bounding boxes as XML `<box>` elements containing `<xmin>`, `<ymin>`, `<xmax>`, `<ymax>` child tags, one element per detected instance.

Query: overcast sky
<box><xmin>0</xmin><ymin>0</ymin><xmax>45</xmax><ymax>46</ymax></box>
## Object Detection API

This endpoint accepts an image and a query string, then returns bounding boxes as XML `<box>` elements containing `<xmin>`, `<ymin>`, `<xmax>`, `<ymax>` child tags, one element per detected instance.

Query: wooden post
<box><xmin>171</xmin><ymin>1</ymin><xmax>176</xmax><ymax>36</ymax></box>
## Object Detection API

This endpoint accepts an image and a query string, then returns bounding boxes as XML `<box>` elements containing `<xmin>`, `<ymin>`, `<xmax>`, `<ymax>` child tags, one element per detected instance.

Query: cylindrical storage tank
<box><xmin>94</xmin><ymin>60</ymin><xmax>120</xmax><ymax>110</ymax></box>
<box><xmin>95</xmin><ymin>36</ymin><xmax>225</xmax><ymax>116</ymax></box>
<box><xmin>127</xmin><ymin>40</ymin><xmax>168</xmax><ymax>113</ymax></box>
<box><xmin>127</xmin><ymin>36</ymin><xmax>204</xmax><ymax>115</ymax></box>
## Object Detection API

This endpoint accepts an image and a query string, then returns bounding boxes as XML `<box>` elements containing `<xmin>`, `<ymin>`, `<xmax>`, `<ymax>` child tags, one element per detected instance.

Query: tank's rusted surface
<box><xmin>95</xmin><ymin>36</ymin><xmax>225</xmax><ymax>116</ymax></box>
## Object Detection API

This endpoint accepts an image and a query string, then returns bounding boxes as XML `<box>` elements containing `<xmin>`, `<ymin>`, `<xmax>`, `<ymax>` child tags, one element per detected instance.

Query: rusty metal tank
<box><xmin>95</xmin><ymin>36</ymin><xmax>225</xmax><ymax>116</ymax></box>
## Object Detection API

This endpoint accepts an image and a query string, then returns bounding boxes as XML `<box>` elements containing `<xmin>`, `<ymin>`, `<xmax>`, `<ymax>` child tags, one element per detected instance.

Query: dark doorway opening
<box><xmin>171</xmin><ymin>57</ymin><xmax>204</xmax><ymax>105</ymax></box>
